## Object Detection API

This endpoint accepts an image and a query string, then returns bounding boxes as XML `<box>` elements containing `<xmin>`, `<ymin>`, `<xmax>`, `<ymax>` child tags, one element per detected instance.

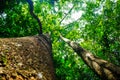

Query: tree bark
<box><xmin>60</xmin><ymin>35</ymin><xmax>120</xmax><ymax>80</ymax></box>
<box><xmin>0</xmin><ymin>34</ymin><xmax>55</xmax><ymax>80</ymax></box>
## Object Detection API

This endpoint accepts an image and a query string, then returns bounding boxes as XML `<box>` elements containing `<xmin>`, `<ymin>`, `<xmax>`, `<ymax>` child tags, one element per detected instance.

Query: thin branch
<box><xmin>60</xmin><ymin>34</ymin><xmax>70</xmax><ymax>44</ymax></box>
<box><xmin>60</xmin><ymin>34</ymin><xmax>84</xmax><ymax>53</ymax></box>
<box><xmin>63</xmin><ymin>18</ymin><xmax>81</xmax><ymax>30</ymax></box>
<box><xmin>59</xmin><ymin>4</ymin><xmax>75</xmax><ymax>24</ymax></box>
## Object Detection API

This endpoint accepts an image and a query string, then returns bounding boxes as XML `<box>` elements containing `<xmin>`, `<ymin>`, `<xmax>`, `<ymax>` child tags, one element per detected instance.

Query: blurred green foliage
<box><xmin>0</xmin><ymin>0</ymin><xmax>120</xmax><ymax>80</ymax></box>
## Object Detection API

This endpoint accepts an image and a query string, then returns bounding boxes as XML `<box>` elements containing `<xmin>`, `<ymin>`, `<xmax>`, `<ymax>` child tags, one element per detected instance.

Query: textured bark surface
<box><xmin>0</xmin><ymin>35</ymin><xmax>55</xmax><ymax>80</ymax></box>
<box><xmin>60</xmin><ymin>35</ymin><xmax>120</xmax><ymax>80</ymax></box>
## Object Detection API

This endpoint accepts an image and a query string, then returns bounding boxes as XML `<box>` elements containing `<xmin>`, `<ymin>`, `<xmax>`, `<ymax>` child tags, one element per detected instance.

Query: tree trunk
<box><xmin>60</xmin><ymin>35</ymin><xmax>120</xmax><ymax>80</ymax></box>
<box><xmin>0</xmin><ymin>34</ymin><xmax>56</xmax><ymax>80</ymax></box>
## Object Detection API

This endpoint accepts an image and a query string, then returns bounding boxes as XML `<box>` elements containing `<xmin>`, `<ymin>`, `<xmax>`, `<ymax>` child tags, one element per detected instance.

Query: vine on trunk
<box><xmin>26</xmin><ymin>0</ymin><xmax>43</xmax><ymax>35</ymax></box>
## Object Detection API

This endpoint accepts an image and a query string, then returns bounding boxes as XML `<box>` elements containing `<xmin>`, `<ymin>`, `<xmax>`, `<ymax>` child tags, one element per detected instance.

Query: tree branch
<box><xmin>59</xmin><ymin>4</ymin><xmax>75</xmax><ymax>24</ymax></box>
<box><xmin>60</xmin><ymin>35</ymin><xmax>120</xmax><ymax>80</ymax></box>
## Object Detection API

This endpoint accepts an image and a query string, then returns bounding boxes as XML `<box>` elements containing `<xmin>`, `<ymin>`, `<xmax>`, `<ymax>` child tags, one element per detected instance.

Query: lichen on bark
<box><xmin>0</xmin><ymin>35</ymin><xmax>55</xmax><ymax>80</ymax></box>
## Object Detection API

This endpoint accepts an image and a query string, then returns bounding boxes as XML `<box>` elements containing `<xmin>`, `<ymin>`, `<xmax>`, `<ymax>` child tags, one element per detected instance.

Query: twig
<box><xmin>59</xmin><ymin>4</ymin><xmax>75</xmax><ymax>24</ymax></box>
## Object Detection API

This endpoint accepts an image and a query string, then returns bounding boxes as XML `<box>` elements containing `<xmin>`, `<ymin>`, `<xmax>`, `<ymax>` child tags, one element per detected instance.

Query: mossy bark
<box><xmin>0</xmin><ymin>35</ymin><xmax>55</xmax><ymax>80</ymax></box>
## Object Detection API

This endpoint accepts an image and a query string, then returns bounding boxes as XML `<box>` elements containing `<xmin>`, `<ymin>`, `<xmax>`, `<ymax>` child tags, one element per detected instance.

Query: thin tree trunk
<box><xmin>60</xmin><ymin>35</ymin><xmax>120</xmax><ymax>80</ymax></box>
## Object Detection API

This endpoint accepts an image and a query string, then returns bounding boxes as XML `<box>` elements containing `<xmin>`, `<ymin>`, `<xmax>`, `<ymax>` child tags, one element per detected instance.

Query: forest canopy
<box><xmin>0</xmin><ymin>0</ymin><xmax>120</xmax><ymax>80</ymax></box>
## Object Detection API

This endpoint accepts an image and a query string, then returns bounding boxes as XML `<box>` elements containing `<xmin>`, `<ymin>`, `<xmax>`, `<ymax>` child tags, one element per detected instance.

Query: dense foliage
<box><xmin>0</xmin><ymin>0</ymin><xmax>120</xmax><ymax>80</ymax></box>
